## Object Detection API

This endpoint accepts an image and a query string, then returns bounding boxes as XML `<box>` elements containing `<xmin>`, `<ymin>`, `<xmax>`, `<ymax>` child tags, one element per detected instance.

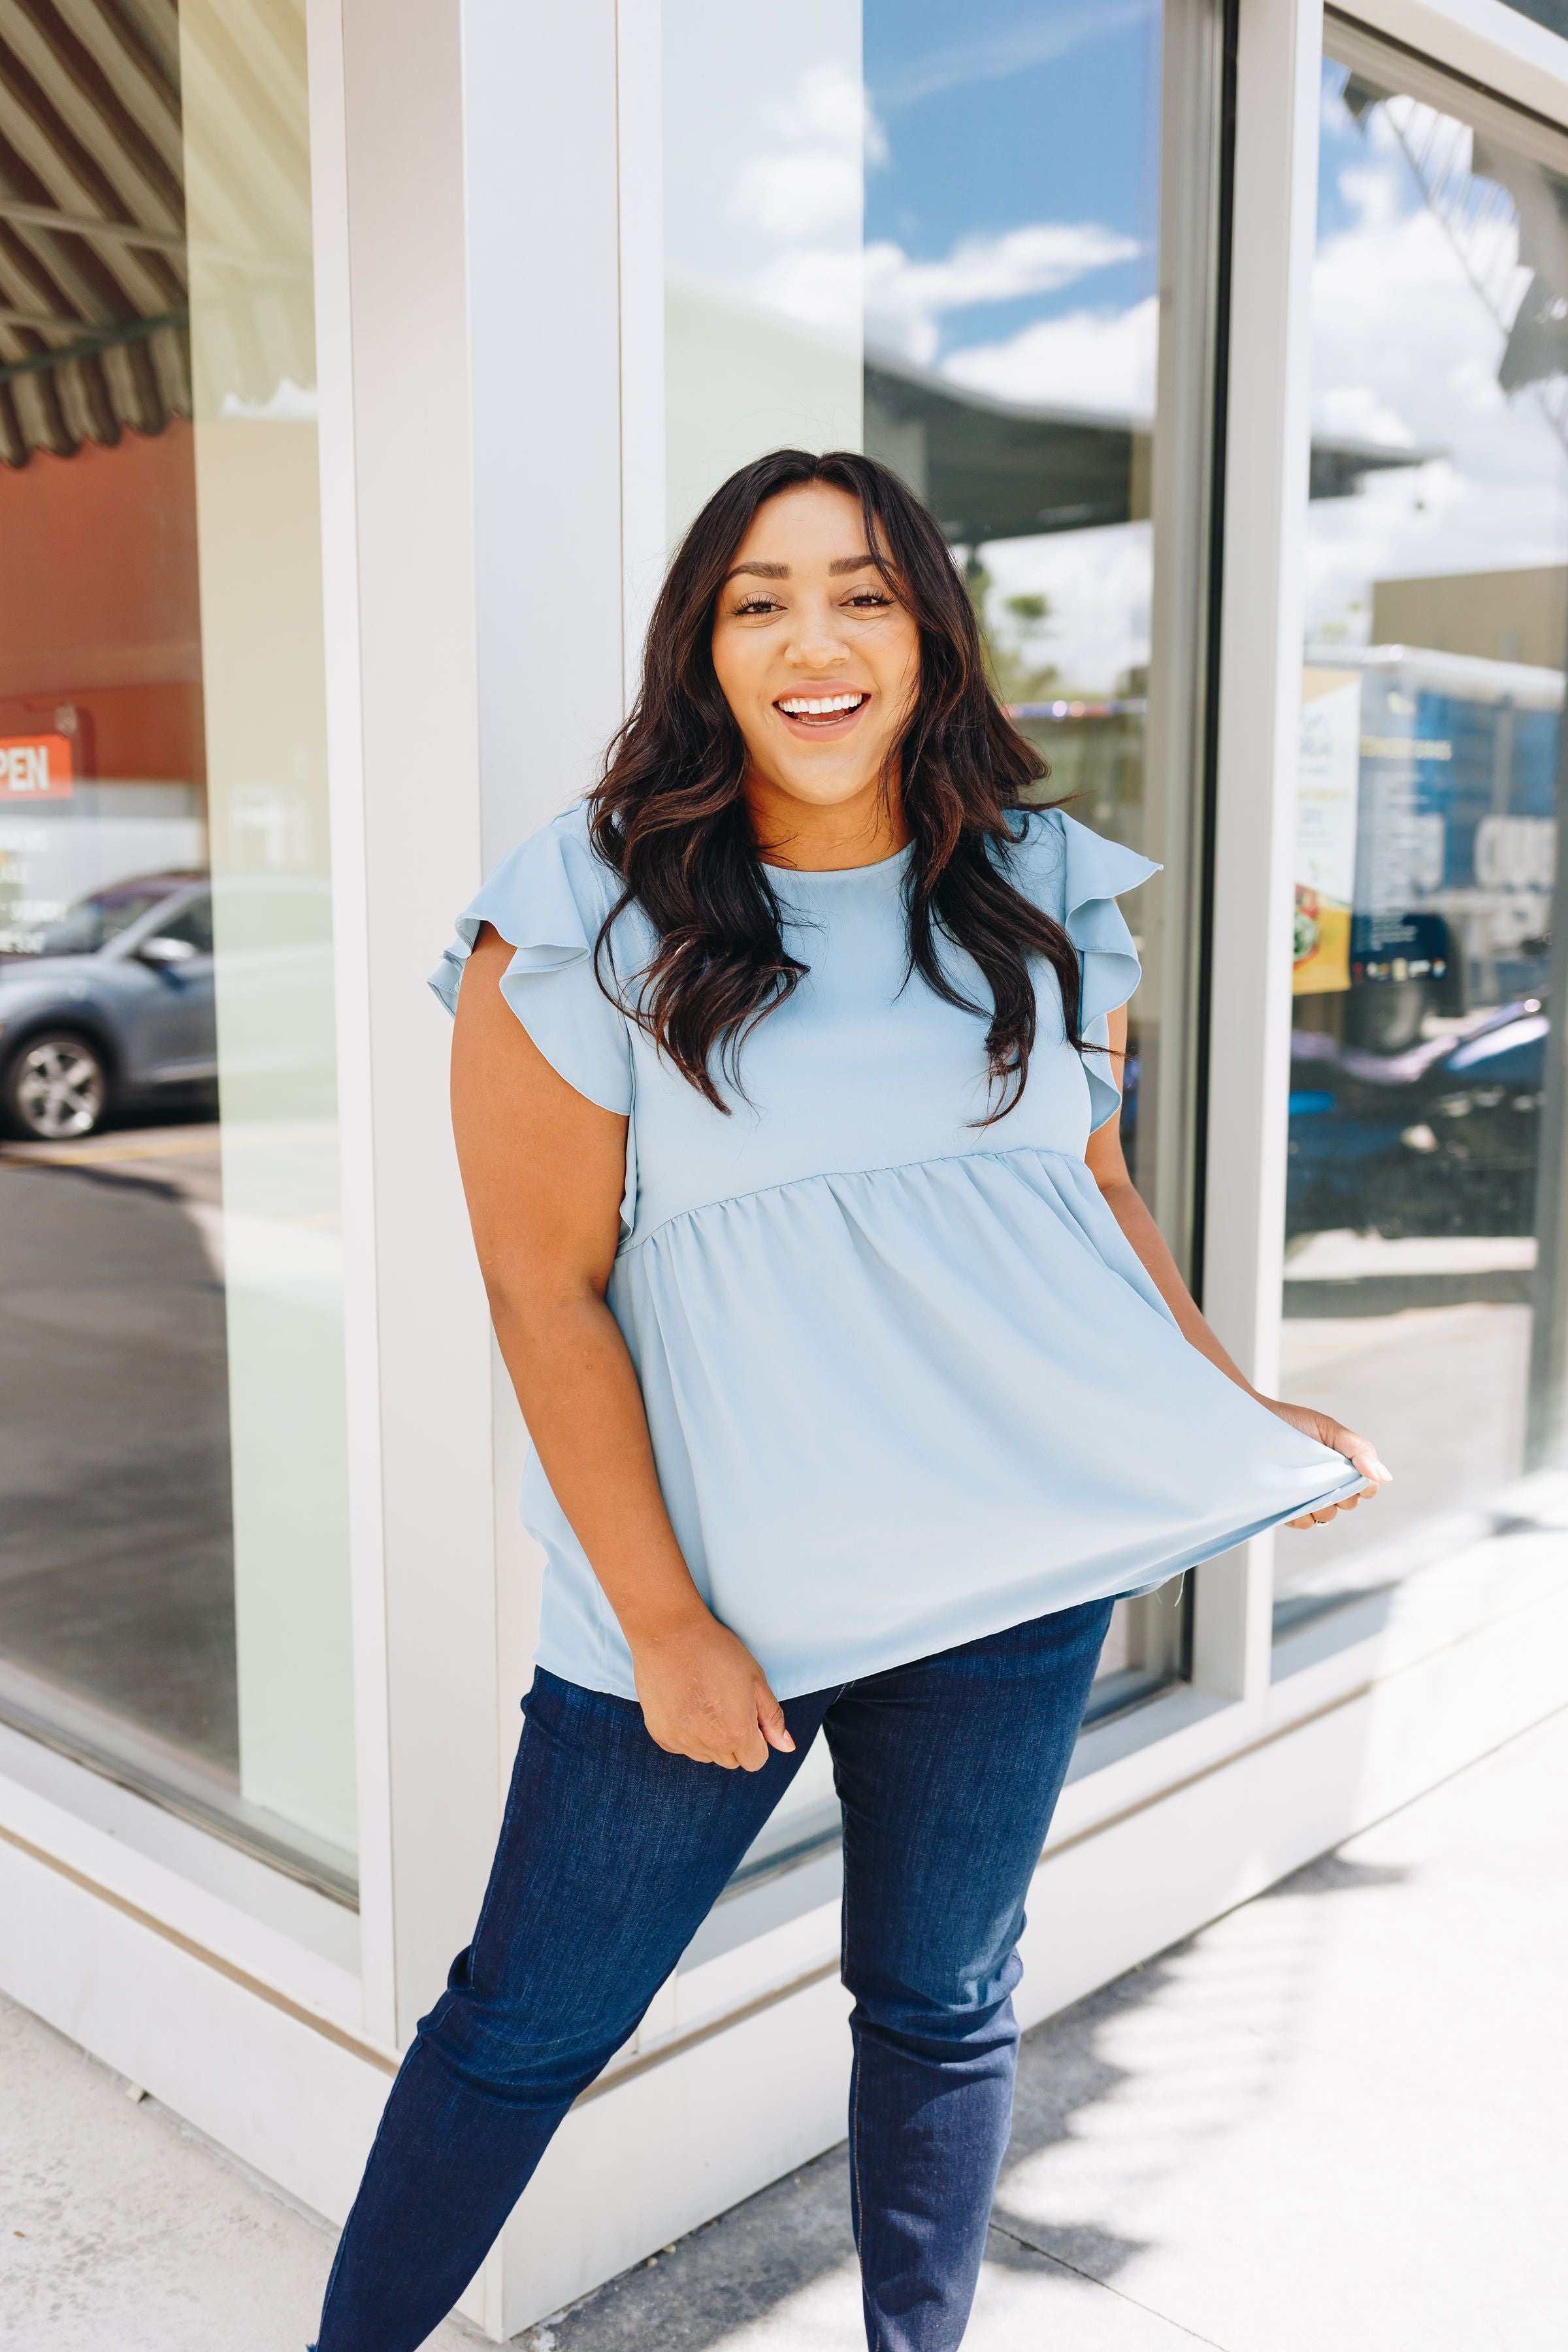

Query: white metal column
<box><xmin>324</xmin><ymin>0</ymin><xmax>502</xmax><ymax>2056</ymax></box>
<box><xmin>1197</xmin><ymin>0</ymin><xmax>1325</xmax><ymax>1708</ymax></box>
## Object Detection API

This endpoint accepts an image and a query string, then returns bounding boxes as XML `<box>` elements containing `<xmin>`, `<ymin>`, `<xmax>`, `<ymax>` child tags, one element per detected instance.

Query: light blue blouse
<box><xmin>433</xmin><ymin>802</ymin><xmax>1360</xmax><ymax>1699</ymax></box>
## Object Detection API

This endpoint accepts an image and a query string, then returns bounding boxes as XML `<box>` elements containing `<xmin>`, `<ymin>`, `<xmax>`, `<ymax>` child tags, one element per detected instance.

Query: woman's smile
<box><xmin>772</xmin><ymin>685</ymin><xmax>872</xmax><ymax>736</ymax></box>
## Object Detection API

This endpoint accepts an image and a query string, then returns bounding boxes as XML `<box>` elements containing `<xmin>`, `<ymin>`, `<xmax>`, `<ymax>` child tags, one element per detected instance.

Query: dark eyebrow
<box><xmin>722</xmin><ymin>553</ymin><xmax>885</xmax><ymax>585</ymax></box>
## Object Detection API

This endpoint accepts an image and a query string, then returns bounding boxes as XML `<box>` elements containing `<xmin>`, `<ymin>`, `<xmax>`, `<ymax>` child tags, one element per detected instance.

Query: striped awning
<box><xmin>0</xmin><ymin>0</ymin><xmax>312</xmax><ymax>469</ymax></box>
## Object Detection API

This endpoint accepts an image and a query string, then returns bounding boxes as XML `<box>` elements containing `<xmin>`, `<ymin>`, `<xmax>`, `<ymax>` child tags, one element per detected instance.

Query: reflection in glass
<box><xmin>858</xmin><ymin>0</ymin><xmax>1168</xmax><ymax>1211</ymax></box>
<box><xmin>1276</xmin><ymin>47</ymin><xmax>1568</xmax><ymax>1634</ymax></box>
<box><xmin>660</xmin><ymin>0</ymin><xmax>1197</xmax><ymax>1776</ymax></box>
<box><xmin>0</xmin><ymin>0</ymin><xmax>355</xmax><ymax>1895</ymax></box>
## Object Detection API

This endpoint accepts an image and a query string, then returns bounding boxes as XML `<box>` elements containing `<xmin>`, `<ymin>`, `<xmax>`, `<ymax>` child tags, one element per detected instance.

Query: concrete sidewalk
<box><xmin>3</xmin><ymin>1707</ymin><xmax>1564</xmax><ymax>2351</ymax></box>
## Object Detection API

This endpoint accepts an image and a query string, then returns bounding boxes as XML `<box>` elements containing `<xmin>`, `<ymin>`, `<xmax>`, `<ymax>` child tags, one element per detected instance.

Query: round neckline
<box><xmin>761</xmin><ymin>841</ymin><xmax>913</xmax><ymax>883</ymax></box>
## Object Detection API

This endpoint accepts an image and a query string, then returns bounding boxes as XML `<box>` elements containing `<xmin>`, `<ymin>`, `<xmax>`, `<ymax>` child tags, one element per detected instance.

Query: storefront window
<box><xmin>0</xmin><ymin>0</ymin><xmax>355</xmax><ymax>1895</ymax></box>
<box><xmin>1276</xmin><ymin>33</ymin><xmax>1568</xmax><ymax>1635</ymax></box>
<box><xmin>659</xmin><ymin>0</ymin><xmax>1208</xmax><ymax>1784</ymax></box>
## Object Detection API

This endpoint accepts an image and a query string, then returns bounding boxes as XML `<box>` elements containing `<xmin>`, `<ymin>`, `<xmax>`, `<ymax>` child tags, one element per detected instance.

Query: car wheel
<box><xmin>3</xmin><ymin>1032</ymin><xmax>110</xmax><ymax>1142</ymax></box>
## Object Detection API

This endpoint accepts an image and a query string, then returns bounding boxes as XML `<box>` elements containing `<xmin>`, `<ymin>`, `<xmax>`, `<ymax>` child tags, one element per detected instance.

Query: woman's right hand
<box><xmin>631</xmin><ymin>1609</ymin><xmax>796</xmax><ymax>1771</ymax></box>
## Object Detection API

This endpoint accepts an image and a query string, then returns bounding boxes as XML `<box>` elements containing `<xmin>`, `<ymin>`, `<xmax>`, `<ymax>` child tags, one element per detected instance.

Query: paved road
<box><xmin>3</xmin><ymin>1704</ymin><xmax>1563</xmax><ymax>2350</ymax></box>
<box><xmin>0</xmin><ymin>1121</ymin><xmax>236</xmax><ymax>1769</ymax></box>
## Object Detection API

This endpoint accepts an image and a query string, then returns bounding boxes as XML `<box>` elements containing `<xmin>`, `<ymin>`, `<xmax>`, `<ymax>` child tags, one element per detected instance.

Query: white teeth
<box><xmin>779</xmin><ymin>693</ymin><xmax>864</xmax><ymax>716</ymax></box>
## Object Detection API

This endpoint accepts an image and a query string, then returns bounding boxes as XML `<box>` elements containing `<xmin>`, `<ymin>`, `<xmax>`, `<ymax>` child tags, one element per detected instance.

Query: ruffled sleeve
<box><xmin>1009</xmin><ymin>807</ymin><xmax>1160</xmax><ymax>1133</ymax></box>
<box><xmin>429</xmin><ymin>808</ymin><xmax>634</xmax><ymax>1119</ymax></box>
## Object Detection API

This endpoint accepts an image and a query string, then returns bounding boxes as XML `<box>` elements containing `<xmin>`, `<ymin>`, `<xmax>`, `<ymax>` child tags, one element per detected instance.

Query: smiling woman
<box><xmin>310</xmin><ymin>444</ymin><xmax>1379</xmax><ymax>2352</ymax></box>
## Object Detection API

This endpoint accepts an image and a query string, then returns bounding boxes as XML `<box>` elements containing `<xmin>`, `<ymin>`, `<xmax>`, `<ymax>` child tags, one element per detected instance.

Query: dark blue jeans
<box><xmin>313</xmin><ymin>1598</ymin><xmax>1112</xmax><ymax>2352</ymax></box>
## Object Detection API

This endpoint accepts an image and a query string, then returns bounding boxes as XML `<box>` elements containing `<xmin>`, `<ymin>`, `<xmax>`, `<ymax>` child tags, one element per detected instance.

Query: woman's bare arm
<box><xmin>1083</xmin><ymin>1006</ymin><xmax>1389</xmax><ymax>1526</ymax></box>
<box><xmin>449</xmin><ymin>924</ymin><xmax>793</xmax><ymax>1765</ymax></box>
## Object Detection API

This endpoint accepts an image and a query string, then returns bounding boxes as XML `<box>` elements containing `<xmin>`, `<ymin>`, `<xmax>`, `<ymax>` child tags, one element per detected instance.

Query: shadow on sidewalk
<box><xmin>525</xmin><ymin>1849</ymin><xmax>1411</xmax><ymax>2349</ymax></box>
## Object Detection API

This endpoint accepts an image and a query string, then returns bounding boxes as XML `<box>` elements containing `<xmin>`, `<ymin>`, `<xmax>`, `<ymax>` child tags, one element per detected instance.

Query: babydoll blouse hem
<box><xmin>536</xmin><ymin>1454</ymin><xmax>1366</xmax><ymax>1707</ymax></box>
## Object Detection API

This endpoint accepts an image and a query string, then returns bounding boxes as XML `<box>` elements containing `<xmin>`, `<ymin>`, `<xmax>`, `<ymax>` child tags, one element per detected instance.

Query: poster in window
<box><xmin>1294</xmin><ymin>670</ymin><xmax>1362</xmax><ymax>994</ymax></box>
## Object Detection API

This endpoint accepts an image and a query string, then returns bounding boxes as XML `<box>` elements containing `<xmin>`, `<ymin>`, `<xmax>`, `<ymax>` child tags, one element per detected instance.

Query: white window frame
<box><xmin>1211</xmin><ymin>0</ymin><xmax>1568</xmax><ymax>1735</ymax></box>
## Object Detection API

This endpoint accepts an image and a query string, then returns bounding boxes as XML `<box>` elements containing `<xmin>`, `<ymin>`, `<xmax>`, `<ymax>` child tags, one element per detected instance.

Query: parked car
<box><xmin>1284</xmin><ymin>998</ymin><xmax>1546</xmax><ymax>1241</ymax></box>
<box><xmin>0</xmin><ymin>873</ymin><xmax>216</xmax><ymax>1141</ymax></box>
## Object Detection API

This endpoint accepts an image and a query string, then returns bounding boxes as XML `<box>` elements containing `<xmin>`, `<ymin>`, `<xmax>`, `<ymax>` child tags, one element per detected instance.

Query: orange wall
<box><xmin>0</xmin><ymin>422</ymin><xmax>205</xmax><ymax>785</ymax></box>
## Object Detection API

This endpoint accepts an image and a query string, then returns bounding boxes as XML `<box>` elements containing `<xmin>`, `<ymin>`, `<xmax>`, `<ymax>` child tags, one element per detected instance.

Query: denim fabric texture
<box><xmin>312</xmin><ymin>1597</ymin><xmax>1113</xmax><ymax>2352</ymax></box>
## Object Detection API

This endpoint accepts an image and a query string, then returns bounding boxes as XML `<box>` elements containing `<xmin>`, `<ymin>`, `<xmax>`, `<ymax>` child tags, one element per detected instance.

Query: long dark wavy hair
<box><xmin>588</xmin><ymin>448</ymin><xmax>1084</xmax><ymax>1118</ymax></box>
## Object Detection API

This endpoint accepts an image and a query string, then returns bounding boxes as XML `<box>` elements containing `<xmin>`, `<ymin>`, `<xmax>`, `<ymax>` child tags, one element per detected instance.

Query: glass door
<box><xmin>653</xmin><ymin>1</ymin><xmax>1228</xmax><ymax>1838</ymax></box>
<box><xmin>1276</xmin><ymin>21</ymin><xmax>1568</xmax><ymax>1635</ymax></box>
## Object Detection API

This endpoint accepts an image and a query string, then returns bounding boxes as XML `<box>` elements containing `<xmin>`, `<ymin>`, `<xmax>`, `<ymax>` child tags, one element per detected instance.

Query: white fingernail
<box><xmin>1369</xmin><ymin>1460</ymin><xmax>1393</xmax><ymax>1482</ymax></box>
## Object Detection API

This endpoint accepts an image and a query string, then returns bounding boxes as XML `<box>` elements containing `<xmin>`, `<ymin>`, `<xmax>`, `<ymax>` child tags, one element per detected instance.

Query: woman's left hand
<box><xmin>1259</xmin><ymin>1399</ymin><xmax>1392</xmax><ymax>1527</ymax></box>
<box><xmin>1081</xmin><ymin>1060</ymin><xmax>1392</xmax><ymax>1533</ymax></box>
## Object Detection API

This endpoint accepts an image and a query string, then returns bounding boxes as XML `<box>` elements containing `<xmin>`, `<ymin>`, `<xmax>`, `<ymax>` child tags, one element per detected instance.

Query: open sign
<box><xmin>0</xmin><ymin>734</ymin><xmax>73</xmax><ymax>800</ymax></box>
